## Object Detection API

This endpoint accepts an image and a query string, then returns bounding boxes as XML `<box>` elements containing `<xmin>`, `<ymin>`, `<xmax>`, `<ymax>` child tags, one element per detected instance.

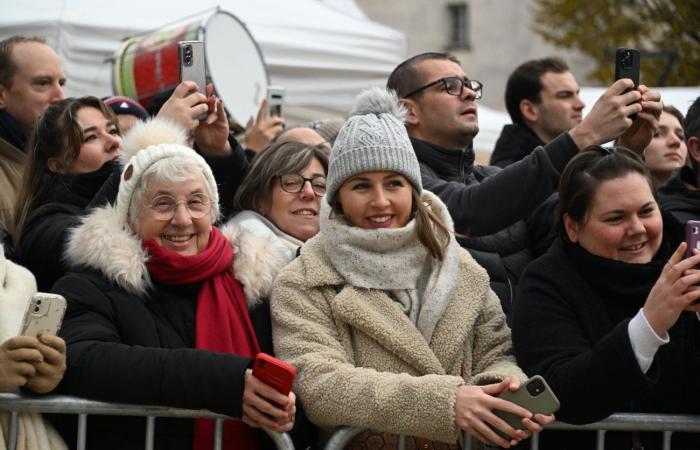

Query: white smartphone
<box><xmin>178</xmin><ymin>40</ymin><xmax>208</xmax><ymax>120</ymax></box>
<box><xmin>20</xmin><ymin>293</ymin><xmax>67</xmax><ymax>337</ymax></box>
<box><xmin>266</xmin><ymin>85</ymin><xmax>285</xmax><ymax>118</ymax></box>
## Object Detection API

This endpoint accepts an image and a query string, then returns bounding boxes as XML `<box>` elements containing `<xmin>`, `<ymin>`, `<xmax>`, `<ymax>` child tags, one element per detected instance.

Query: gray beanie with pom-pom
<box><xmin>326</xmin><ymin>87</ymin><xmax>422</xmax><ymax>203</ymax></box>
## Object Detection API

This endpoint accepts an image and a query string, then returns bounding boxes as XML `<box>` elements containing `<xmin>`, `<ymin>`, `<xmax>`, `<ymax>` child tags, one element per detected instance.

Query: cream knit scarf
<box><xmin>320</xmin><ymin>191</ymin><xmax>460</xmax><ymax>342</ymax></box>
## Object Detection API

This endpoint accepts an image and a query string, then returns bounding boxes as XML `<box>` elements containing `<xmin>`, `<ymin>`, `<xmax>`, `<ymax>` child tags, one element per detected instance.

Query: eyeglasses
<box><xmin>278</xmin><ymin>173</ymin><xmax>327</xmax><ymax>197</ymax></box>
<box><xmin>402</xmin><ymin>76</ymin><xmax>483</xmax><ymax>99</ymax></box>
<box><xmin>145</xmin><ymin>193</ymin><xmax>212</xmax><ymax>221</ymax></box>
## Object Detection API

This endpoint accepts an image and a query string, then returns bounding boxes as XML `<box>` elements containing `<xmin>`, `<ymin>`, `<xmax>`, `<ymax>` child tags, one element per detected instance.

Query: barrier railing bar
<box><xmin>530</xmin><ymin>431</ymin><xmax>538</xmax><ymax>450</ymax></box>
<box><xmin>547</xmin><ymin>413</ymin><xmax>700</xmax><ymax>433</ymax></box>
<box><xmin>77</xmin><ymin>413</ymin><xmax>87</xmax><ymax>450</ymax></box>
<box><xmin>397</xmin><ymin>433</ymin><xmax>405</xmax><ymax>450</ymax></box>
<box><xmin>596</xmin><ymin>429</ymin><xmax>605</xmax><ymax>450</ymax></box>
<box><xmin>0</xmin><ymin>393</ymin><xmax>293</xmax><ymax>450</ymax></box>
<box><xmin>8</xmin><ymin>411</ymin><xmax>17</xmax><ymax>450</ymax></box>
<box><xmin>145</xmin><ymin>416</ymin><xmax>155</xmax><ymax>450</ymax></box>
<box><xmin>663</xmin><ymin>431</ymin><xmax>673</xmax><ymax>450</ymax></box>
<box><xmin>323</xmin><ymin>413</ymin><xmax>700</xmax><ymax>450</ymax></box>
<box><xmin>215</xmin><ymin>418</ymin><xmax>223</xmax><ymax>450</ymax></box>
<box><xmin>464</xmin><ymin>432</ymin><xmax>472</xmax><ymax>450</ymax></box>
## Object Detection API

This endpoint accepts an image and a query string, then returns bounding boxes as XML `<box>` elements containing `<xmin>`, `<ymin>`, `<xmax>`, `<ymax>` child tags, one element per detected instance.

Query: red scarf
<box><xmin>144</xmin><ymin>226</ymin><xmax>261</xmax><ymax>450</ymax></box>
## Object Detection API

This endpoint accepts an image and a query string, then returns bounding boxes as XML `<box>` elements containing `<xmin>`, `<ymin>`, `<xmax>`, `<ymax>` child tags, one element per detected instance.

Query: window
<box><xmin>447</xmin><ymin>2</ymin><xmax>470</xmax><ymax>49</ymax></box>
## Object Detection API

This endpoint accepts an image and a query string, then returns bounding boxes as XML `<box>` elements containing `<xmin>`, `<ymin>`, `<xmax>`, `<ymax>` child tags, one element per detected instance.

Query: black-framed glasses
<box><xmin>145</xmin><ymin>193</ymin><xmax>212</xmax><ymax>221</ymax></box>
<box><xmin>403</xmin><ymin>76</ymin><xmax>483</xmax><ymax>99</ymax></box>
<box><xmin>278</xmin><ymin>173</ymin><xmax>327</xmax><ymax>197</ymax></box>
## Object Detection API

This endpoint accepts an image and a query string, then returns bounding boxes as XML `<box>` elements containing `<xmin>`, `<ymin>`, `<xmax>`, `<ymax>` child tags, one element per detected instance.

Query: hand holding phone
<box><xmin>20</xmin><ymin>293</ymin><xmax>66</xmax><ymax>337</ymax></box>
<box><xmin>252</xmin><ymin>353</ymin><xmax>296</xmax><ymax>395</ymax></box>
<box><xmin>494</xmin><ymin>375</ymin><xmax>559</xmax><ymax>437</ymax></box>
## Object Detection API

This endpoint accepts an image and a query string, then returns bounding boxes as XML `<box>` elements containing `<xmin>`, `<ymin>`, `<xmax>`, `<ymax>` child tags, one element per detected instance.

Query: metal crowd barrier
<box><xmin>0</xmin><ymin>393</ymin><xmax>295</xmax><ymax>450</ymax></box>
<box><xmin>324</xmin><ymin>413</ymin><xmax>700</xmax><ymax>450</ymax></box>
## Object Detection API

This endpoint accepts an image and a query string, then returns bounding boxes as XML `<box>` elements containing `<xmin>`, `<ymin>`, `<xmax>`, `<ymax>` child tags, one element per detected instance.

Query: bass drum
<box><xmin>113</xmin><ymin>10</ymin><xmax>269</xmax><ymax>128</ymax></box>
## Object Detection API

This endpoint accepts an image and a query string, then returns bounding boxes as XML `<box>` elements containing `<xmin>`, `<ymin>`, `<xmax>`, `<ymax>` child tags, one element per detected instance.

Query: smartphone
<box><xmin>20</xmin><ymin>293</ymin><xmax>67</xmax><ymax>337</ymax></box>
<box><xmin>252</xmin><ymin>353</ymin><xmax>296</xmax><ymax>395</ymax></box>
<box><xmin>615</xmin><ymin>47</ymin><xmax>640</xmax><ymax>118</ymax></box>
<box><xmin>685</xmin><ymin>220</ymin><xmax>700</xmax><ymax>259</ymax></box>
<box><xmin>494</xmin><ymin>375</ymin><xmax>560</xmax><ymax>437</ymax></box>
<box><xmin>178</xmin><ymin>40</ymin><xmax>208</xmax><ymax>121</ymax></box>
<box><xmin>266</xmin><ymin>86</ymin><xmax>285</xmax><ymax>118</ymax></box>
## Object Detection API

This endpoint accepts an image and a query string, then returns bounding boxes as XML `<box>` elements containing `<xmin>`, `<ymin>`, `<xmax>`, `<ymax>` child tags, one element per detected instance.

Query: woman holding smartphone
<box><xmin>271</xmin><ymin>88</ymin><xmax>554</xmax><ymax>449</ymax></box>
<box><xmin>512</xmin><ymin>147</ymin><xmax>700</xmax><ymax>449</ymax></box>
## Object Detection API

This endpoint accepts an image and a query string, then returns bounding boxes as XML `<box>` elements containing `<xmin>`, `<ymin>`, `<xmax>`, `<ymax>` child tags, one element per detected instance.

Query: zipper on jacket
<box><xmin>459</xmin><ymin>149</ymin><xmax>466</xmax><ymax>179</ymax></box>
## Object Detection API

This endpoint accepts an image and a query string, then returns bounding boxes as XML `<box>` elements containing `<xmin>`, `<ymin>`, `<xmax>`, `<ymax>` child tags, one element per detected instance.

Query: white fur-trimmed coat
<box><xmin>64</xmin><ymin>204</ymin><xmax>293</xmax><ymax>305</ymax></box>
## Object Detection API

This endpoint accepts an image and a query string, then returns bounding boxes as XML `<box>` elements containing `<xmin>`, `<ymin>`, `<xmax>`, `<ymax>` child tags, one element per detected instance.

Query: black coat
<box><xmin>17</xmin><ymin>163</ymin><xmax>119</xmax><ymax>291</ymax></box>
<box><xmin>658</xmin><ymin>166</ymin><xmax>700</xmax><ymax>226</ymax></box>
<box><xmin>411</xmin><ymin>134</ymin><xmax>577</xmax><ymax>316</ymax></box>
<box><xmin>51</xmin><ymin>268</ymin><xmax>272</xmax><ymax>450</ymax></box>
<box><xmin>489</xmin><ymin>123</ymin><xmax>544</xmax><ymax>168</ymax></box>
<box><xmin>512</xmin><ymin>237</ymin><xmax>700</xmax><ymax>450</ymax></box>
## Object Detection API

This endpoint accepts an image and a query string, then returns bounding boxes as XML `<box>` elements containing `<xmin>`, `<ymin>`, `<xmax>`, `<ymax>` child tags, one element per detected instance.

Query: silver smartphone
<box><xmin>178</xmin><ymin>40</ymin><xmax>207</xmax><ymax>120</ymax></box>
<box><xmin>266</xmin><ymin>85</ymin><xmax>285</xmax><ymax>118</ymax></box>
<box><xmin>20</xmin><ymin>293</ymin><xmax>67</xmax><ymax>337</ymax></box>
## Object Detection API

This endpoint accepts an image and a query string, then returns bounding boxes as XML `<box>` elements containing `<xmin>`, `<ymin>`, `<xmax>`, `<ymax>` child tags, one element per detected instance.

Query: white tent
<box><xmin>0</xmin><ymin>0</ymin><xmax>406</xmax><ymax>120</ymax></box>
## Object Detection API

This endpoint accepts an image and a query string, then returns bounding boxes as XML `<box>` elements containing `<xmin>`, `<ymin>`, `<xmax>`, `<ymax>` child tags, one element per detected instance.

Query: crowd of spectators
<box><xmin>1</xmin><ymin>32</ymin><xmax>699</xmax><ymax>450</ymax></box>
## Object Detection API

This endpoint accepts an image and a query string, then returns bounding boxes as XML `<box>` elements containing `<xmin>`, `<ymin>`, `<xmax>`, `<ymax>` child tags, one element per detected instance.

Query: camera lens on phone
<box><xmin>527</xmin><ymin>379</ymin><xmax>545</xmax><ymax>396</ymax></box>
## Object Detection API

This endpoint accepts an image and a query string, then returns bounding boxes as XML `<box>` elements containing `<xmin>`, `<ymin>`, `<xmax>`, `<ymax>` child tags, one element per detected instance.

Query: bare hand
<box><xmin>193</xmin><ymin>85</ymin><xmax>232</xmax><ymax>157</ymax></box>
<box><xmin>156</xmin><ymin>81</ymin><xmax>209</xmax><ymax>134</ymax></box>
<box><xmin>241</xmin><ymin>369</ymin><xmax>296</xmax><ymax>433</ymax></box>
<box><xmin>644</xmin><ymin>243</ymin><xmax>700</xmax><ymax>336</ymax></box>
<box><xmin>617</xmin><ymin>85</ymin><xmax>662</xmax><ymax>154</ymax></box>
<box><xmin>454</xmin><ymin>377</ymin><xmax>533</xmax><ymax>448</ymax></box>
<box><xmin>24</xmin><ymin>334</ymin><xmax>66</xmax><ymax>394</ymax></box>
<box><xmin>569</xmin><ymin>79</ymin><xmax>643</xmax><ymax>150</ymax></box>
<box><xmin>244</xmin><ymin>99</ymin><xmax>285</xmax><ymax>153</ymax></box>
<box><xmin>0</xmin><ymin>336</ymin><xmax>42</xmax><ymax>391</ymax></box>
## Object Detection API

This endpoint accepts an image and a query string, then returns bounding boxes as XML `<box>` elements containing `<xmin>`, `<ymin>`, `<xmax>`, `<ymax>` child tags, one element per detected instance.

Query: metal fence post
<box><xmin>8</xmin><ymin>411</ymin><xmax>17</xmax><ymax>450</ymax></box>
<box><xmin>145</xmin><ymin>416</ymin><xmax>156</xmax><ymax>450</ymax></box>
<box><xmin>77</xmin><ymin>413</ymin><xmax>87</xmax><ymax>450</ymax></box>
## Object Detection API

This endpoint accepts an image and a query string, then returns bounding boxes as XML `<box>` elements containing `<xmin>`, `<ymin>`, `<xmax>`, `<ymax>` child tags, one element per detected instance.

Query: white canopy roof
<box><xmin>0</xmin><ymin>0</ymin><xmax>406</xmax><ymax>112</ymax></box>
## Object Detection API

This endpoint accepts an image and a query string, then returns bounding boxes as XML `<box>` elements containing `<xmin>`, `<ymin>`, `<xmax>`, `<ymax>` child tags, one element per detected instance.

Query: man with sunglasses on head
<box><xmin>387</xmin><ymin>52</ymin><xmax>662</xmax><ymax>317</ymax></box>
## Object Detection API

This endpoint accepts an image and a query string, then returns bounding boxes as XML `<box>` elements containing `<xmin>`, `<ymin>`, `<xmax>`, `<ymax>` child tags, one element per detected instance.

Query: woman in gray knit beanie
<box><xmin>271</xmin><ymin>87</ymin><xmax>554</xmax><ymax>449</ymax></box>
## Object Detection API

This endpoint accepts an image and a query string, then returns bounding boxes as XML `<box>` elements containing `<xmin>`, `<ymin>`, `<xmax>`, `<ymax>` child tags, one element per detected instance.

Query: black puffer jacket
<box><xmin>50</xmin><ymin>203</ymin><xmax>299</xmax><ymax>450</ymax></box>
<box><xmin>489</xmin><ymin>123</ymin><xmax>544</xmax><ymax>168</ymax></box>
<box><xmin>411</xmin><ymin>133</ymin><xmax>577</xmax><ymax>316</ymax></box>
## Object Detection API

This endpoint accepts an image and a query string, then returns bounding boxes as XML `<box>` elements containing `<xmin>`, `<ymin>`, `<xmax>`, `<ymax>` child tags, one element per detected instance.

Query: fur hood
<box><xmin>64</xmin><ymin>205</ymin><xmax>292</xmax><ymax>307</ymax></box>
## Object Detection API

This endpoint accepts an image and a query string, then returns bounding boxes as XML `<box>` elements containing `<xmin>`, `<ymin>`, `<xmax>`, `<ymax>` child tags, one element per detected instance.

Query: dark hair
<box><xmin>14</xmin><ymin>96</ymin><xmax>119</xmax><ymax>239</ymax></box>
<box><xmin>663</xmin><ymin>104</ymin><xmax>685</xmax><ymax>129</ymax></box>
<box><xmin>557</xmin><ymin>146</ymin><xmax>655</xmax><ymax>242</ymax></box>
<box><xmin>684</xmin><ymin>97</ymin><xmax>700</xmax><ymax>142</ymax></box>
<box><xmin>0</xmin><ymin>35</ymin><xmax>47</xmax><ymax>88</ymax></box>
<box><xmin>233</xmin><ymin>141</ymin><xmax>329</xmax><ymax>214</ymax></box>
<box><xmin>387</xmin><ymin>52</ymin><xmax>461</xmax><ymax>99</ymax></box>
<box><xmin>505</xmin><ymin>57</ymin><xmax>570</xmax><ymax>124</ymax></box>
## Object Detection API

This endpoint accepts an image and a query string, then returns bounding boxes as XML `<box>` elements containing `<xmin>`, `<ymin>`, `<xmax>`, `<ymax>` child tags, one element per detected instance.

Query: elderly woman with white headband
<box><xmin>51</xmin><ymin>119</ymin><xmax>295</xmax><ymax>450</ymax></box>
<box><xmin>271</xmin><ymin>88</ymin><xmax>554</xmax><ymax>450</ymax></box>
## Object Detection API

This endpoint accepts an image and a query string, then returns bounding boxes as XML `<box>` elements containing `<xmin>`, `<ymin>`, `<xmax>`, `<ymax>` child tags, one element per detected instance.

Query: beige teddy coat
<box><xmin>271</xmin><ymin>236</ymin><xmax>524</xmax><ymax>444</ymax></box>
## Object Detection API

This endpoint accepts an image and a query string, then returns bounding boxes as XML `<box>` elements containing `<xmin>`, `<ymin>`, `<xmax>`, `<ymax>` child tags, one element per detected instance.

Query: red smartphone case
<box><xmin>252</xmin><ymin>353</ymin><xmax>297</xmax><ymax>395</ymax></box>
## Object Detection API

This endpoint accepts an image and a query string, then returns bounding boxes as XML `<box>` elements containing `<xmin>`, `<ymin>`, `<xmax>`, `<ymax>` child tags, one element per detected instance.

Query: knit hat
<box><xmin>326</xmin><ymin>87</ymin><xmax>421</xmax><ymax>204</ymax></box>
<box><xmin>308</xmin><ymin>118</ymin><xmax>344</xmax><ymax>146</ymax></box>
<box><xmin>103</xmin><ymin>96</ymin><xmax>149</xmax><ymax>121</ymax></box>
<box><xmin>116</xmin><ymin>118</ymin><xmax>220</xmax><ymax>225</ymax></box>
